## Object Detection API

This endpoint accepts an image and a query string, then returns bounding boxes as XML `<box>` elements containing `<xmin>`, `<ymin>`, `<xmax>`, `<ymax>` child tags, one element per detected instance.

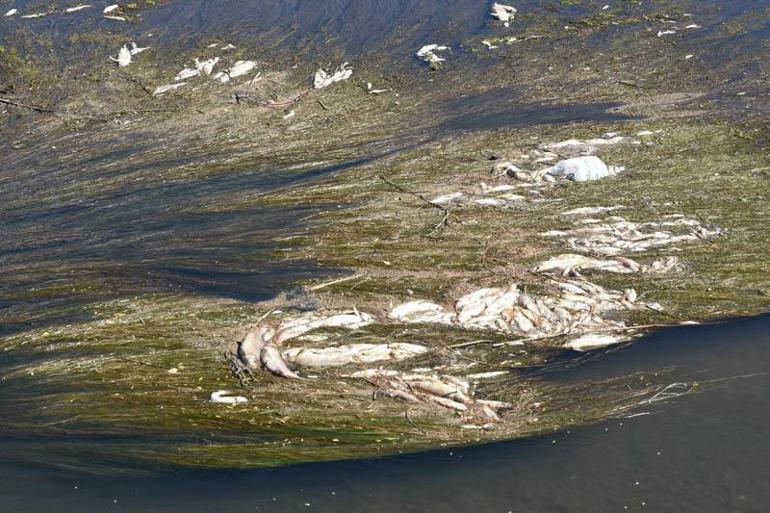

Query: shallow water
<box><xmin>2</xmin><ymin>0</ymin><xmax>770</xmax><ymax>510</ymax></box>
<box><xmin>2</xmin><ymin>315</ymin><xmax>768</xmax><ymax>512</ymax></box>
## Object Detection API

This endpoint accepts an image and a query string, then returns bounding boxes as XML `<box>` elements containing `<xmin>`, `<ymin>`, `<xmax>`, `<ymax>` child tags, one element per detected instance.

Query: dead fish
<box><xmin>512</xmin><ymin>310</ymin><xmax>534</xmax><ymax>333</ymax></box>
<box><xmin>210</xmin><ymin>390</ymin><xmax>248</xmax><ymax>404</ymax></box>
<box><xmin>261</xmin><ymin>344</ymin><xmax>302</xmax><ymax>379</ymax></box>
<box><xmin>313</xmin><ymin>63</ymin><xmax>353</xmax><ymax>89</ymax></box>
<box><xmin>490</xmin><ymin>2</ymin><xmax>517</xmax><ymax>27</ymax></box>
<box><xmin>110</xmin><ymin>45</ymin><xmax>132</xmax><ymax>67</ymax></box>
<box><xmin>237</xmin><ymin>325</ymin><xmax>276</xmax><ymax>369</ymax></box>
<box><xmin>518</xmin><ymin>294</ymin><xmax>540</xmax><ymax>315</ymax></box>
<box><xmin>425</xmin><ymin>394</ymin><xmax>468</xmax><ymax>412</ymax></box>
<box><xmin>64</xmin><ymin>5</ymin><xmax>92</xmax><ymax>14</ymax></box>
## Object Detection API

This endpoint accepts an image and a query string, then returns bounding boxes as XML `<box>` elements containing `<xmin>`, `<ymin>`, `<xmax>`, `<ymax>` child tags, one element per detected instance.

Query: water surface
<box><xmin>2</xmin><ymin>315</ymin><xmax>768</xmax><ymax>512</ymax></box>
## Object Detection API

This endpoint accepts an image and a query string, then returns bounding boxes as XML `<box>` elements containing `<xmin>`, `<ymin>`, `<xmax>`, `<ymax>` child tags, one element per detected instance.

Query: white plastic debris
<box><xmin>563</xmin><ymin>334</ymin><xmax>625</xmax><ymax>352</ymax></box>
<box><xmin>5</xmin><ymin>8</ymin><xmax>18</xmax><ymax>16</ymax></box>
<box><xmin>103</xmin><ymin>4</ymin><xmax>119</xmax><ymax>14</ymax></box>
<box><xmin>104</xmin><ymin>15</ymin><xmax>125</xmax><ymax>21</ymax></box>
<box><xmin>490</xmin><ymin>3</ymin><xmax>517</xmax><ymax>27</ymax></box>
<box><xmin>153</xmin><ymin>83</ymin><xmax>186</xmax><ymax>96</ymax></box>
<box><xmin>657</xmin><ymin>30</ymin><xmax>676</xmax><ymax>37</ymax></box>
<box><xmin>110</xmin><ymin>46</ymin><xmax>132</xmax><ymax>67</ymax></box>
<box><xmin>548</xmin><ymin>156</ymin><xmax>612</xmax><ymax>182</ymax></box>
<box><xmin>21</xmin><ymin>12</ymin><xmax>48</xmax><ymax>19</ymax></box>
<box><xmin>416</xmin><ymin>44</ymin><xmax>450</xmax><ymax>66</ymax></box>
<box><xmin>221</xmin><ymin>43</ymin><xmax>236</xmax><ymax>51</ymax></box>
<box><xmin>64</xmin><ymin>5</ymin><xmax>92</xmax><ymax>14</ymax></box>
<box><xmin>482</xmin><ymin>40</ymin><xmax>499</xmax><ymax>50</ymax></box>
<box><xmin>210</xmin><ymin>390</ymin><xmax>248</xmax><ymax>404</ymax></box>
<box><xmin>313</xmin><ymin>63</ymin><xmax>353</xmax><ymax>89</ymax></box>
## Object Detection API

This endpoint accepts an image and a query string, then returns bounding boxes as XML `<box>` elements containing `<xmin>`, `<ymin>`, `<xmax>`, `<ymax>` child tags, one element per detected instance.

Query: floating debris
<box><xmin>103</xmin><ymin>4</ymin><xmax>119</xmax><ymax>14</ymax></box>
<box><xmin>482</xmin><ymin>40</ymin><xmax>499</xmax><ymax>50</ymax></box>
<box><xmin>210</xmin><ymin>390</ymin><xmax>248</xmax><ymax>405</ymax></box>
<box><xmin>5</xmin><ymin>8</ymin><xmax>18</xmax><ymax>16</ymax></box>
<box><xmin>490</xmin><ymin>3</ymin><xmax>517</xmax><ymax>27</ymax></box>
<box><xmin>21</xmin><ymin>12</ymin><xmax>48</xmax><ymax>19</ymax></box>
<box><xmin>313</xmin><ymin>63</ymin><xmax>353</xmax><ymax>89</ymax></box>
<box><xmin>221</xmin><ymin>43</ymin><xmax>236</xmax><ymax>51</ymax></box>
<box><xmin>416</xmin><ymin>44</ymin><xmax>450</xmax><ymax>67</ymax></box>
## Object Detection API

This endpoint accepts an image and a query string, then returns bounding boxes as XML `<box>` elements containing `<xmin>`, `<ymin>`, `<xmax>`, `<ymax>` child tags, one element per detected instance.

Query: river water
<box><xmin>2</xmin><ymin>1</ymin><xmax>769</xmax><ymax>511</ymax></box>
<box><xmin>2</xmin><ymin>315</ymin><xmax>768</xmax><ymax>512</ymax></box>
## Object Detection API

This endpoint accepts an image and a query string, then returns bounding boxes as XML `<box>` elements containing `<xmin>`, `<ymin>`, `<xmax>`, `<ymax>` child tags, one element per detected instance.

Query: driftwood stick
<box><xmin>376</xmin><ymin>175</ymin><xmax>452</xmax><ymax>232</ymax></box>
<box><xmin>308</xmin><ymin>274</ymin><xmax>365</xmax><ymax>292</ymax></box>
<box><xmin>0</xmin><ymin>96</ymin><xmax>55</xmax><ymax>113</ymax></box>
<box><xmin>115</xmin><ymin>73</ymin><xmax>153</xmax><ymax>96</ymax></box>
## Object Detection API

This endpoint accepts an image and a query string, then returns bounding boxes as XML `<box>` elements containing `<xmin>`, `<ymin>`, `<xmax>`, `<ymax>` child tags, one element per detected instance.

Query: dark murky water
<box><xmin>2</xmin><ymin>315</ymin><xmax>769</xmax><ymax>513</ymax></box>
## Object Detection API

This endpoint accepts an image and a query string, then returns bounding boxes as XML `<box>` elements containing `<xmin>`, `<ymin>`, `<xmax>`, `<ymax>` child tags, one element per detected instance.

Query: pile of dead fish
<box><xmin>431</xmin><ymin>183</ymin><xmax>526</xmax><ymax>208</ymax></box>
<box><xmin>234</xmin><ymin>307</ymin><xmax>519</xmax><ymax>419</ymax></box>
<box><xmin>6</xmin><ymin>4</ymin><xmax>130</xmax><ymax>21</ymax></box>
<box><xmin>534</xmin><ymin>253</ymin><xmax>682</xmax><ymax>277</ymax></box>
<box><xmin>541</xmin><ymin>214</ymin><xmax>719</xmax><ymax>256</ymax></box>
<box><xmin>237</xmin><ymin>310</ymin><xmax>376</xmax><ymax>379</ymax></box>
<box><xmin>389</xmin><ymin>279</ymin><xmax>646</xmax><ymax>341</ymax></box>
<box><xmin>313</xmin><ymin>63</ymin><xmax>353</xmax><ymax>89</ymax></box>
<box><xmin>348</xmin><ymin>369</ymin><xmax>512</xmax><ymax>421</ymax></box>
<box><xmin>416</xmin><ymin>44</ymin><xmax>450</xmax><ymax>68</ymax></box>
<box><xmin>153</xmin><ymin>50</ymin><xmax>259</xmax><ymax>95</ymax></box>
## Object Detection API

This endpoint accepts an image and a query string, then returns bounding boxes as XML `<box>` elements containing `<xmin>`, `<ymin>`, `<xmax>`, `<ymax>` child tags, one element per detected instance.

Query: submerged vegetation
<box><xmin>0</xmin><ymin>0</ymin><xmax>768</xmax><ymax>470</ymax></box>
